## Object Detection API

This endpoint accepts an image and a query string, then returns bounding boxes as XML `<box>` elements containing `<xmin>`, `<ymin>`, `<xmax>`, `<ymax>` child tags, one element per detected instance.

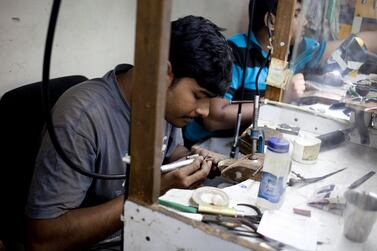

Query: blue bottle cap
<box><xmin>267</xmin><ymin>136</ymin><xmax>289</xmax><ymax>153</ymax></box>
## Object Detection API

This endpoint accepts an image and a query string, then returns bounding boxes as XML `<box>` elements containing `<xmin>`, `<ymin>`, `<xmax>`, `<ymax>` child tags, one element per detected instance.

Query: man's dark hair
<box><xmin>252</xmin><ymin>0</ymin><xmax>301</xmax><ymax>32</ymax></box>
<box><xmin>170</xmin><ymin>15</ymin><xmax>233</xmax><ymax>97</ymax></box>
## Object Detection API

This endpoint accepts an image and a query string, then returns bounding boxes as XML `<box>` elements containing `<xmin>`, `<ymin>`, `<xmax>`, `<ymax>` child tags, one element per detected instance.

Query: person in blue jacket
<box><xmin>25</xmin><ymin>16</ymin><xmax>233</xmax><ymax>251</ymax></box>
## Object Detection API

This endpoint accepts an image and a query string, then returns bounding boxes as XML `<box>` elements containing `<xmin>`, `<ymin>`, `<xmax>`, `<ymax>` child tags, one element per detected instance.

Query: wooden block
<box><xmin>219</xmin><ymin>153</ymin><xmax>264</xmax><ymax>182</ymax></box>
<box><xmin>355</xmin><ymin>0</ymin><xmax>377</xmax><ymax>19</ymax></box>
<box><xmin>339</xmin><ymin>24</ymin><xmax>352</xmax><ymax>39</ymax></box>
<box><xmin>293</xmin><ymin>208</ymin><xmax>311</xmax><ymax>217</ymax></box>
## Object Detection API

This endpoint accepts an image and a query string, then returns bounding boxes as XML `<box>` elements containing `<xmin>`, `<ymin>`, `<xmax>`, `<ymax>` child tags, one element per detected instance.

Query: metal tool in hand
<box><xmin>288</xmin><ymin>167</ymin><xmax>346</xmax><ymax>187</ymax></box>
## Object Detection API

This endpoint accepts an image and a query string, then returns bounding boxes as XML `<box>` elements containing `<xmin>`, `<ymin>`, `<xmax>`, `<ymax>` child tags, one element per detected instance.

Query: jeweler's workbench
<box><xmin>196</xmin><ymin>101</ymin><xmax>377</xmax><ymax>251</ymax></box>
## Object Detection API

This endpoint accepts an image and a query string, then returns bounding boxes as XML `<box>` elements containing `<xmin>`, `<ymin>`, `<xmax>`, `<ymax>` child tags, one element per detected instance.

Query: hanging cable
<box><xmin>42</xmin><ymin>0</ymin><xmax>126</xmax><ymax>180</ymax></box>
<box><xmin>255</xmin><ymin>11</ymin><xmax>273</xmax><ymax>93</ymax></box>
<box><xmin>230</xmin><ymin>0</ymin><xmax>256</xmax><ymax>158</ymax></box>
<box><xmin>230</xmin><ymin>1</ymin><xmax>275</xmax><ymax>158</ymax></box>
<box><xmin>250</xmin><ymin>11</ymin><xmax>273</xmax><ymax>157</ymax></box>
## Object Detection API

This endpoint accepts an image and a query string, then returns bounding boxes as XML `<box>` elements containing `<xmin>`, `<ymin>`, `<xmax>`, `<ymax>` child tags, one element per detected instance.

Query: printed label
<box><xmin>303</xmin><ymin>144</ymin><xmax>320</xmax><ymax>161</ymax></box>
<box><xmin>258</xmin><ymin>171</ymin><xmax>285</xmax><ymax>203</ymax></box>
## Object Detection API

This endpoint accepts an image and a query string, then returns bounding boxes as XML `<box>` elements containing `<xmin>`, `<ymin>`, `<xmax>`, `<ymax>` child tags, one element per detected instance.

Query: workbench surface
<box><xmin>199</xmin><ymin>136</ymin><xmax>377</xmax><ymax>251</ymax></box>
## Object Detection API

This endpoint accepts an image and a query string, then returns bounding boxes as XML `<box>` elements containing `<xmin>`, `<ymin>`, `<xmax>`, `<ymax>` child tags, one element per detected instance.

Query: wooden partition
<box><xmin>265</xmin><ymin>0</ymin><xmax>296</xmax><ymax>101</ymax></box>
<box><xmin>129</xmin><ymin>0</ymin><xmax>172</xmax><ymax>205</ymax></box>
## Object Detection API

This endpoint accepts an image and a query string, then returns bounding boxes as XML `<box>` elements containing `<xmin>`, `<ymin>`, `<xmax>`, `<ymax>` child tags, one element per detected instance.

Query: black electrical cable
<box><xmin>251</xmin><ymin>10</ymin><xmax>272</xmax><ymax>142</ymax></box>
<box><xmin>255</xmin><ymin>12</ymin><xmax>273</xmax><ymax>92</ymax></box>
<box><xmin>42</xmin><ymin>0</ymin><xmax>126</xmax><ymax>180</ymax></box>
<box><xmin>230</xmin><ymin>1</ymin><xmax>274</xmax><ymax>158</ymax></box>
<box><xmin>230</xmin><ymin>0</ymin><xmax>256</xmax><ymax>158</ymax></box>
<box><xmin>255</xmin><ymin>2</ymin><xmax>274</xmax><ymax>94</ymax></box>
<box><xmin>255</xmin><ymin>51</ymin><xmax>271</xmax><ymax>95</ymax></box>
<box><xmin>238</xmin><ymin>0</ymin><xmax>255</xmax><ymax>113</ymax></box>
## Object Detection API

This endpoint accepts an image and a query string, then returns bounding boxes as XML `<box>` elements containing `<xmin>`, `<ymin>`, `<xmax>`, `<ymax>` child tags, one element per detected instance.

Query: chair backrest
<box><xmin>0</xmin><ymin>75</ymin><xmax>88</xmax><ymax>247</ymax></box>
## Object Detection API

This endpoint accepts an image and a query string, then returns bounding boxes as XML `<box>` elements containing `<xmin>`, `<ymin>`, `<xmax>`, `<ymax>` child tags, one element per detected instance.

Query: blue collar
<box><xmin>248</xmin><ymin>32</ymin><xmax>269</xmax><ymax>58</ymax></box>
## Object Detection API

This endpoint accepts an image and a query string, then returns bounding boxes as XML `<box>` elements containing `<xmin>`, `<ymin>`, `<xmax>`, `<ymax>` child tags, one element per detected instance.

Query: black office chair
<box><xmin>0</xmin><ymin>75</ymin><xmax>88</xmax><ymax>250</ymax></box>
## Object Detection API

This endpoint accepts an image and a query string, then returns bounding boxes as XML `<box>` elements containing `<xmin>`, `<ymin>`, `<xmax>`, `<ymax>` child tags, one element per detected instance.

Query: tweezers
<box><xmin>288</xmin><ymin>168</ymin><xmax>346</xmax><ymax>187</ymax></box>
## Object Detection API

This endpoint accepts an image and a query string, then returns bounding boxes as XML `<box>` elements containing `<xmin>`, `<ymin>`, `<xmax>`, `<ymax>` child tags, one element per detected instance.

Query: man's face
<box><xmin>290</xmin><ymin>2</ymin><xmax>306</xmax><ymax>44</ymax></box>
<box><xmin>165</xmin><ymin>78</ymin><xmax>215</xmax><ymax>128</ymax></box>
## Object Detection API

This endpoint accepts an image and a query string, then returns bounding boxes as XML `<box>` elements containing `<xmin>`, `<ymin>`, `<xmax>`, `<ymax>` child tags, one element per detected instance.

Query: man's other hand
<box><xmin>160</xmin><ymin>156</ymin><xmax>212</xmax><ymax>194</ymax></box>
<box><xmin>283</xmin><ymin>73</ymin><xmax>306</xmax><ymax>102</ymax></box>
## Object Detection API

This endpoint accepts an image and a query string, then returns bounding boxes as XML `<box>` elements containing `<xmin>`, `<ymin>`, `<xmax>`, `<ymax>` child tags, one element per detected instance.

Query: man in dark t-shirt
<box><xmin>25</xmin><ymin>15</ymin><xmax>233</xmax><ymax>251</ymax></box>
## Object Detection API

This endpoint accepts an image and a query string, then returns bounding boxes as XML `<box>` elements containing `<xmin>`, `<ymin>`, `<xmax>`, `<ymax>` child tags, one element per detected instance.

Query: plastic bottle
<box><xmin>257</xmin><ymin>137</ymin><xmax>291</xmax><ymax>210</ymax></box>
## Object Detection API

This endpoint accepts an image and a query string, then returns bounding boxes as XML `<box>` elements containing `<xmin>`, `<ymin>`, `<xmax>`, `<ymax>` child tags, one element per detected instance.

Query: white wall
<box><xmin>0</xmin><ymin>0</ymin><xmax>136</xmax><ymax>96</ymax></box>
<box><xmin>0</xmin><ymin>0</ymin><xmax>248</xmax><ymax>96</ymax></box>
<box><xmin>172</xmin><ymin>0</ymin><xmax>248</xmax><ymax>38</ymax></box>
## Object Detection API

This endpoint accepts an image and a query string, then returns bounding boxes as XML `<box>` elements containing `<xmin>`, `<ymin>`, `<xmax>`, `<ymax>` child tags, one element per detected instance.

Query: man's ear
<box><xmin>264</xmin><ymin>12</ymin><xmax>276</xmax><ymax>31</ymax></box>
<box><xmin>166</xmin><ymin>61</ymin><xmax>174</xmax><ymax>88</ymax></box>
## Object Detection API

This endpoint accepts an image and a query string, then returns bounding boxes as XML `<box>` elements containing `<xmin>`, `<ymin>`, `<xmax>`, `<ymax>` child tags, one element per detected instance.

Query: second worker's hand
<box><xmin>160</xmin><ymin>156</ymin><xmax>212</xmax><ymax>195</ymax></box>
<box><xmin>283</xmin><ymin>73</ymin><xmax>306</xmax><ymax>103</ymax></box>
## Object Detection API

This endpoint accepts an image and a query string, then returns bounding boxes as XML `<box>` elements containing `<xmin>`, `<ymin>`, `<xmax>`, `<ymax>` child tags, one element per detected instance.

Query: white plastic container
<box><xmin>292</xmin><ymin>136</ymin><xmax>321</xmax><ymax>164</ymax></box>
<box><xmin>257</xmin><ymin>137</ymin><xmax>291</xmax><ymax>210</ymax></box>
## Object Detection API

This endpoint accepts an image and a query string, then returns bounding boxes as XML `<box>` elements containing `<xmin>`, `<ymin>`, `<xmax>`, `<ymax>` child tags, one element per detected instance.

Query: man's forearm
<box><xmin>26</xmin><ymin>195</ymin><xmax>124</xmax><ymax>251</ymax></box>
<box><xmin>358</xmin><ymin>31</ymin><xmax>377</xmax><ymax>54</ymax></box>
<box><xmin>203</xmin><ymin>103</ymin><xmax>254</xmax><ymax>131</ymax></box>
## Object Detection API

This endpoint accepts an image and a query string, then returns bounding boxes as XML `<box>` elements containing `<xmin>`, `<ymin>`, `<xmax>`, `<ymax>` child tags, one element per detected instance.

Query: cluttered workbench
<box><xmin>194</xmin><ymin>138</ymin><xmax>376</xmax><ymax>250</ymax></box>
<box><xmin>157</xmin><ymin>101</ymin><xmax>377</xmax><ymax>251</ymax></box>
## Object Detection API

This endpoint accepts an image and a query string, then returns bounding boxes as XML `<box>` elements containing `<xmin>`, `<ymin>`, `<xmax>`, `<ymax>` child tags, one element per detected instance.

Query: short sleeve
<box><xmin>25</xmin><ymin>126</ymin><xmax>96</xmax><ymax>219</ymax></box>
<box><xmin>165</xmin><ymin>127</ymin><xmax>183</xmax><ymax>158</ymax></box>
<box><xmin>224</xmin><ymin>64</ymin><xmax>242</xmax><ymax>100</ymax></box>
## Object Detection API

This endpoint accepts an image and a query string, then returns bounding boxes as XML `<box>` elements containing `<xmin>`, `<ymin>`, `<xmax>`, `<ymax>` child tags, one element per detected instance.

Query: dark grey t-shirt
<box><xmin>26</xmin><ymin>64</ymin><xmax>183</xmax><ymax>220</ymax></box>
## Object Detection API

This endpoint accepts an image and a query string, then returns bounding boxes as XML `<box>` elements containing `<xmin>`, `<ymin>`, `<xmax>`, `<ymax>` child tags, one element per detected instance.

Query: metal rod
<box><xmin>230</xmin><ymin>100</ymin><xmax>255</xmax><ymax>104</ymax></box>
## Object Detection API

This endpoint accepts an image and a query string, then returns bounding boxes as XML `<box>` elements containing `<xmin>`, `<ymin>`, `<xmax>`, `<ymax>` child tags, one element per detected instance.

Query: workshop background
<box><xmin>0</xmin><ymin>0</ymin><xmax>249</xmax><ymax>96</ymax></box>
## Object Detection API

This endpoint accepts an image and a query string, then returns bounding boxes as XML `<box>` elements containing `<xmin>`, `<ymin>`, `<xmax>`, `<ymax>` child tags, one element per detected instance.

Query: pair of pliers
<box><xmin>201</xmin><ymin>203</ymin><xmax>263</xmax><ymax>237</ymax></box>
